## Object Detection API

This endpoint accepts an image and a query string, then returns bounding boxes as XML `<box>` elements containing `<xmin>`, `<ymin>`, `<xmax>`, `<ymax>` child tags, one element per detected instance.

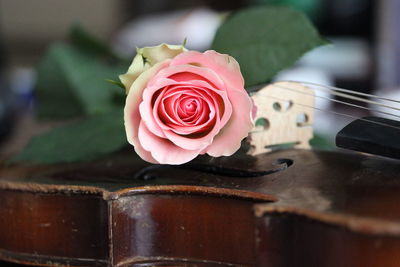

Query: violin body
<box><xmin>1</xmin><ymin>149</ymin><xmax>400</xmax><ymax>267</ymax></box>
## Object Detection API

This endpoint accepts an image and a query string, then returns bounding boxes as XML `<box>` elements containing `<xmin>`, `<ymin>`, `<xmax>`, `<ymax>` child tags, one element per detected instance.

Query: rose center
<box><xmin>180</xmin><ymin>98</ymin><xmax>198</xmax><ymax>116</ymax></box>
<box><xmin>185</xmin><ymin>101</ymin><xmax>196</xmax><ymax>112</ymax></box>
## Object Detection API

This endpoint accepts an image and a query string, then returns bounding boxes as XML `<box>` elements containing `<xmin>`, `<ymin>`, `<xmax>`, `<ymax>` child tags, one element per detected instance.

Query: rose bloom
<box><xmin>120</xmin><ymin>44</ymin><xmax>254</xmax><ymax>165</ymax></box>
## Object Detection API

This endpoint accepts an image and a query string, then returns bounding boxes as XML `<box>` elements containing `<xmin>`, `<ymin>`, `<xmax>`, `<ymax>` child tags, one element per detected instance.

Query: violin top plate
<box><xmin>1</xmin><ymin>149</ymin><xmax>400</xmax><ymax>235</ymax></box>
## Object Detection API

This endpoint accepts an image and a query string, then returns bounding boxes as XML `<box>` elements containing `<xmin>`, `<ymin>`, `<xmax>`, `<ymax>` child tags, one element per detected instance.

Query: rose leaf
<box><xmin>36</xmin><ymin>43</ymin><xmax>127</xmax><ymax>120</ymax></box>
<box><xmin>69</xmin><ymin>24</ymin><xmax>118</xmax><ymax>60</ymax></box>
<box><xmin>211</xmin><ymin>6</ymin><xmax>329</xmax><ymax>87</ymax></box>
<box><xmin>105</xmin><ymin>79</ymin><xmax>126</xmax><ymax>90</ymax></box>
<box><xmin>10</xmin><ymin>109</ymin><xmax>127</xmax><ymax>164</ymax></box>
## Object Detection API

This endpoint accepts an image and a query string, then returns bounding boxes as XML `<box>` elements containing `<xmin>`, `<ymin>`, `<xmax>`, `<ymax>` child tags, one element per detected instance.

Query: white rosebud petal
<box><xmin>119</xmin><ymin>43</ymin><xmax>187</xmax><ymax>94</ymax></box>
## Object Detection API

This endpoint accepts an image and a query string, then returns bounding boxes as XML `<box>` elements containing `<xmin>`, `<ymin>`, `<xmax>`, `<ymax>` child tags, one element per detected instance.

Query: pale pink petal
<box><xmin>160</xmin><ymin>87</ymin><xmax>218</xmax><ymax>135</ymax></box>
<box><xmin>139</xmin><ymin>78</ymin><xmax>179</xmax><ymax>138</ymax></box>
<box><xmin>161</xmin><ymin>91</ymin><xmax>219</xmax><ymax>135</ymax></box>
<box><xmin>130</xmin><ymin>137</ymin><xmax>158</xmax><ymax>164</ymax></box>
<box><xmin>169</xmin><ymin>79</ymin><xmax>233</xmax><ymax>128</ymax></box>
<box><xmin>163</xmin><ymin>124</ymin><xmax>216</xmax><ymax>151</ymax></box>
<box><xmin>161</xmin><ymin>92</ymin><xmax>208</xmax><ymax>128</ymax></box>
<box><xmin>138</xmin><ymin>121</ymin><xmax>201</xmax><ymax>165</ymax></box>
<box><xmin>161</xmin><ymin>92</ymin><xmax>183</xmax><ymax>124</ymax></box>
<box><xmin>124</xmin><ymin>60</ymin><xmax>170</xmax><ymax>151</ymax></box>
<box><xmin>251</xmin><ymin>98</ymin><xmax>258</xmax><ymax>120</ymax></box>
<box><xmin>171</xmin><ymin>50</ymin><xmax>245</xmax><ymax>90</ymax></box>
<box><xmin>150</xmin><ymin>81</ymin><xmax>230</xmax><ymax>136</ymax></box>
<box><xmin>205</xmin><ymin>89</ymin><xmax>254</xmax><ymax>157</ymax></box>
<box><xmin>125</xmin><ymin>50</ymin><xmax>253</xmax><ymax>165</ymax></box>
<box><xmin>161</xmin><ymin>90</ymin><xmax>222</xmax><ymax>150</ymax></box>
<box><xmin>156</xmin><ymin>87</ymin><xmax>210</xmax><ymax>130</ymax></box>
<box><xmin>151</xmin><ymin>64</ymin><xmax>226</xmax><ymax>90</ymax></box>
<box><xmin>140</xmin><ymin>78</ymin><xmax>216</xmax><ymax>135</ymax></box>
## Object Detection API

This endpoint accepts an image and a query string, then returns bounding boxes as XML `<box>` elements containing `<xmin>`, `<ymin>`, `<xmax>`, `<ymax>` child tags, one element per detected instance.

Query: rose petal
<box><xmin>162</xmin><ymin>92</ymin><xmax>222</xmax><ymax>150</ymax></box>
<box><xmin>138</xmin><ymin>121</ymin><xmax>201</xmax><ymax>165</ymax></box>
<box><xmin>205</xmin><ymin>89</ymin><xmax>254</xmax><ymax>157</ymax></box>
<box><xmin>124</xmin><ymin>60</ymin><xmax>170</xmax><ymax>161</ymax></box>
<box><xmin>125</xmin><ymin>50</ymin><xmax>253</xmax><ymax>165</ymax></box>
<box><xmin>171</xmin><ymin>50</ymin><xmax>244</xmax><ymax>90</ymax></box>
<box><xmin>160</xmin><ymin>87</ymin><xmax>218</xmax><ymax>134</ymax></box>
<box><xmin>150</xmin><ymin>64</ymin><xmax>226</xmax><ymax>90</ymax></box>
<box><xmin>130</xmin><ymin>137</ymin><xmax>158</xmax><ymax>164</ymax></box>
<box><xmin>120</xmin><ymin>44</ymin><xmax>187</xmax><ymax>94</ymax></box>
<box><xmin>185</xmin><ymin>80</ymin><xmax>232</xmax><ymax>129</ymax></box>
<box><xmin>143</xmin><ymin>79</ymin><xmax>226</xmax><ymax>135</ymax></box>
<box><xmin>148</xmin><ymin>78</ymin><xmax>233</xmax><ymax>134</ymax></box>
<box><xmin>139</xmin><ymin>43</ymin><xmax>187</xmax><ymax>66</ymax></box>
<box><xmin>119</xmin><ymin>54</ymin><xmax>151</xmax><ymax>94</ymax></box>
<box><xmin>156</xmin><ymin>87</ymin><xmax>206</xmax><ymax>128</ymax></box>
<box><xmin>139</xmin><ymin>78</ymin><xmax>181</xmax><ymax>138</ymax></box>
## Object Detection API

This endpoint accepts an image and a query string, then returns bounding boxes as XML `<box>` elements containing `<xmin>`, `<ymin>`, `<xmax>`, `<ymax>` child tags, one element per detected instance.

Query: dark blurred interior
<box><xmin>0</xmin><ymin>0</ymin><xmax>399</xmax><ymax>148</ymax></box>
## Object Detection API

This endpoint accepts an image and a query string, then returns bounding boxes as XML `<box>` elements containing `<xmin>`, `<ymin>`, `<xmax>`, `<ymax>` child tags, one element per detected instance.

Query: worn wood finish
<box><xmin>0</xmin><ymin>149</ymin><xmax>400</xmax><ymax>266</ymax></box>
<box><xmin>257</xmin><ymin>213</ymin><xmax>400</xmax><ymax>267</ymax></box>
<box><xmin>111</xmin><ymin>195</ymin><xmax>257</xmax><ymax>266</ymax></box>
<box><xmin>0</xmin><ymin>190</ymin><xmax>109</xmax><ymax>266</ymax></box>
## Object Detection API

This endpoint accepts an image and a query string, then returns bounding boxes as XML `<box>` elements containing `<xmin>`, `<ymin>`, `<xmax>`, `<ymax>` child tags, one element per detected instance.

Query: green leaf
<box><xmin>105</xmin><ymin>79</ymin><xmax>125</xmax><ymax>90</ymax></box>
<box><xmin>11</xmin><ymin>109</ymin><xmax>127</xmax><ymax>164</ymax></box>
<box><xmin>36</xmin><ymin>43</ymin><xmax>127</xmax><ymax>119</ymax></box>
<box><xmin>35</xmin><ymin>46</ymin><xmax>84</xmax><ymax>119</ymax></box>
<box><xmin>69</xmin><ymin>24</ymin><xmax>119</xmax><ymax>59</ymax></box>
<box><xmin>211</xmin><ymin>6</ymin><xmax>329</xmax><ymax>87</ymax></box>
<box><xmin>310</xmin><ymin>132</ymin><xmax>335</xmax><ymax>150</ymax></box>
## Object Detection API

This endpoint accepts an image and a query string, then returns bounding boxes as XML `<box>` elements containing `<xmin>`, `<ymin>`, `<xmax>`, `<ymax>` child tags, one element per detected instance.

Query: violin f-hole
<box><xmin>135</xmin><ymin>158</ymin><xmax>293</xmax><ymax>180</ymax></box>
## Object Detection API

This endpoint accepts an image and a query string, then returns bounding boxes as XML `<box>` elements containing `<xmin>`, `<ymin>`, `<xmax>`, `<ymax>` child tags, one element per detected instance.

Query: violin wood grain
<box><xmin>111</xmin><ymin>195</ymin><xmax>257</xmax><ymax>266</ymax></box>
<box><xmin>0</xmin><ymin>190</ymin><xmax>108</xmax><ymax>266</ymax></box>
<box><xmin>258</xmin><ymin>213</ymin><xmax>400</xmax><ymax>267</ymax></box>
<box><xmin>0</xmin><ymin>149</ymin><xmax>400</xmax><ymax>266</ymax></box>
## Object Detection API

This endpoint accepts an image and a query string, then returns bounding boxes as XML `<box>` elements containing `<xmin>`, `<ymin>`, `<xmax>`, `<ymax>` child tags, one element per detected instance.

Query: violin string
<box><xmin>288</xmin><ymin>80</ymin><xmax>400</xmax><ymax>104</ymax></box>
<box><xmin>250</xmin><ymin>93</ymin><xmax>400</xmax><ymax>133</ymax></box>
<box><xmin>273</xmin><ymin>81</ymin><xmax>400</xmax><ymax>113</ymax></box>
<box><xmin>268</xmin><ymin>83</ymin><xmax>400</xmax><ymax>119</ymax></box>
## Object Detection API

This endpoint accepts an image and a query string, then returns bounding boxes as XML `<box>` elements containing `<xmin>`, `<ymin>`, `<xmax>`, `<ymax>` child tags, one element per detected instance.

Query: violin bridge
<box><xmin>248</xmin><ymin>81</ymin><xmax>315</xmax><ymax>155</ymax></box>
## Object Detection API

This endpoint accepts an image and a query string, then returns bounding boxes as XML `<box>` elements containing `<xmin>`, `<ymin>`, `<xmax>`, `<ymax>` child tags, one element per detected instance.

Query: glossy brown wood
<box><xmin>0</xmin><ymin>149</ymin><xmax>400</xmax><ymax>266</ymax></box>
<box><xmin>0</xmin><ymin>190</ymin><xmax>108</xmax><ymax>266</ymax></box>
<box><xmin>111</xmin><ymin>195</ymin><xmax>257</xmax><ymax>266</ymax></box>
<box><xmin>258</xmin><ymin>213</ymin><xmax>400</xmax><ymax>267</ymax></box>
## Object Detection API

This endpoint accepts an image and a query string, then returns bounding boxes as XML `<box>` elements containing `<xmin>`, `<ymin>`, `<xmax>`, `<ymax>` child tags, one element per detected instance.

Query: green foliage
<box><xmin>212</xmin><ymin>6</ymin><xmax>328</xmax><ymax>87</ymax></box>
<box><xmin>69</xmin><ymin>24</ymin><xmax>118</xmax><ymax>59</ymax></box>
<box><xmin>36</xmin><ymin>27</ymin><xmax>127</xmax><ymax>120</ymax></box>
<box><xmin>36</xmin><ymin>44</ymin><xmax>126</xmax><ymax>119</ymax></box>
<box><xmin>309</xmin><ymin>133</ymin><xmax>335</xmax><ymax>150</ymax></box>
<box><xmin>15</xmin><ymin>25</ymin><xmax>129</xmax><ymax>164</ymax></box>
<box><xmin>35</xmin><ymin>45</ymin><xmax>85</xmax><ymax>119</ymax></box>
<box><xmin>11</xmin><ymin>109</ymin><xmax>126</xmax><ymax>164</ymax></box>
<box><xmin>105</xmin><ymin>79</ymin><xmax>126</xmax><ymax>89</ymax></box>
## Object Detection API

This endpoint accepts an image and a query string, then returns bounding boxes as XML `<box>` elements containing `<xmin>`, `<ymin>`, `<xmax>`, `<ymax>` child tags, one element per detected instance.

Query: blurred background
<box><xmin>0</xmin><ymin>0</ymin><xmax>398</xmax><ymax>150</ymax></box>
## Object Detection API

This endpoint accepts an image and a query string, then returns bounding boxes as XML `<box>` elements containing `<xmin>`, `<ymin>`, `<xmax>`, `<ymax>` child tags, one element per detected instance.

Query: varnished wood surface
<box><xmin>258</xmin><ymin>213</ymin><xmax>400</xmax><ymax>267</ymax></box>
<box><xmin>0</xmin><ymin>149</ymin><xmax>400</xmax><ymax>266</ymax></box>
<box><xmin>111</xmin><ymin>195</ymin><xmax>257</xmax><ymax>266</ymax></box>
<box><xmin>0</xmin><ymin>190</ymin><xmax>108</xmax><ymax>265</ymax></box>
<box><xmin>2</xmin><ymin>149</ymin><xmax>400</xmax><ymax>229</ymax></box>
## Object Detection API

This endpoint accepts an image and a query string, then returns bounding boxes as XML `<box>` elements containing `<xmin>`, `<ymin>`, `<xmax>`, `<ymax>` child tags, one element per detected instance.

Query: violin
<box><xmin>1</xmin><ymin>82</ymin><xmax>400</xmax><ymax>267</ymax></box>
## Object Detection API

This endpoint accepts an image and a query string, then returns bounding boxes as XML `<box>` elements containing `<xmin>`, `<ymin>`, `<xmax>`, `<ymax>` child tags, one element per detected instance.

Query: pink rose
<box><xmin>122</xmin><ymin>46</ymin><xmax>254</xmax><ymax>164</ymax></box>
